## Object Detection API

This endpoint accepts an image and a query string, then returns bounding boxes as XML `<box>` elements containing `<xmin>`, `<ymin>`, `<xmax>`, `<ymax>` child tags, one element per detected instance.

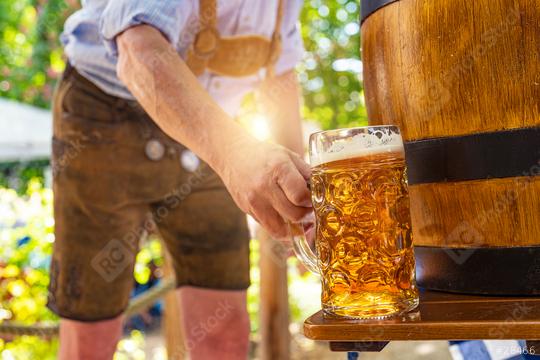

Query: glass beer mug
<box><xmin>292</xmin><ymin>125</ymin><xmax>419</xmax><ymax>319</ymax></box>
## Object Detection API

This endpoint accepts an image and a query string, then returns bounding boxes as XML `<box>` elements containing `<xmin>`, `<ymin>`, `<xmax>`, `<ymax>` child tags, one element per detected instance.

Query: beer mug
<box><xmin>292</xmin><ymin>125</ymin><xmax>419</xmax><ymax>319</ymax></box>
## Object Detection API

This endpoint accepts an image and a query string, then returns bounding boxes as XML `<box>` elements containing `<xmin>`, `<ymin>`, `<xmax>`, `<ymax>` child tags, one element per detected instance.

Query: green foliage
<box><xmin>114</xmin><ymin>330</ymin><xmax>147</xmax><ymax>360</ymax></box>
<box><xmin>0</xmin><ymin>160</ymin><xmax>49</xmax><ymax>194</ymax></box>
<box><xmin>134</xmin><ymin>237</ymin><xmax>163</xmax><ymax>285</ymax></box>
<box><xmin>0</xmin><ymin>336</ymin><xmax>58</xmax><ymax>360</ymax></box>
<box><xmin>247</xmin><ymin>240</ymin><xmax>261</xmax><ymax>333</ymax></box>
<box><xmin>0</xmin><ymin>0</ymin><xmax>69</xmax><ymax>108</ymax></box>
<box><xmin>300</xmin><ymin>0</ymin><xmax>367</xmax><ymax>129</ymax></box>
<box><xmin>0</xmin><ymin>0</ymin><xmax>368</xmax><ymax>130</ymax></box>
<box><xmin>0</xmin><ymin>180</ymin><xmax>58</xmax><ymax>359</ymax></box>
<box><xmin>0</xmin><ymin>180</ymin><xmax>56</xmax><ymax>323</ymax></box>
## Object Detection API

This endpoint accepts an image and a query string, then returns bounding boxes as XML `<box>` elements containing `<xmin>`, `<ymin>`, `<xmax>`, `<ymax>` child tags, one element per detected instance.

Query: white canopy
<box><xmin>0</xmin><ymin>98</ymin><xmax>52</xmax><ymax>162</ymax></box>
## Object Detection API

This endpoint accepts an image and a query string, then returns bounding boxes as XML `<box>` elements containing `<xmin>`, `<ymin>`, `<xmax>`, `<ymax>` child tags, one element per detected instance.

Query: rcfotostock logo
<box><xmin>91</xmin><ymin>239</ymin><xmax>132</xmax><ymax>282</ymax></box>
<box><xmin>443</xmin><ymin>221</ymin><xmax>484</xmax><ymax>265</ymax></box>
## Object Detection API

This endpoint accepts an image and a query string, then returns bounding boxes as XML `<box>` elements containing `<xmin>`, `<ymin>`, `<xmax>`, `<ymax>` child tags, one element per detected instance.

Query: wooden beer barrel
<box><xmin>361</xmin><ymin>0</ymin><xmax>540</xmax><ymax>295</ymax></box>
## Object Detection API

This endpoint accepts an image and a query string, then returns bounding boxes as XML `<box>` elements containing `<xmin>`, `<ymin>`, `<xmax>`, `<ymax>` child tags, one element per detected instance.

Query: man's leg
<box><xmin>151</xmin><ymin>153</ymin><xmax>252</xmax><ymax>359</ymax></box>
<box><xmin>176</xmin><ymin>287</ymin><xmax>250</xmax><ymax>360</ymax></box>
<box><xmin>58</xmin><ymin>315</ymin><xmax>124</xmax><ymax>360</ymax></box>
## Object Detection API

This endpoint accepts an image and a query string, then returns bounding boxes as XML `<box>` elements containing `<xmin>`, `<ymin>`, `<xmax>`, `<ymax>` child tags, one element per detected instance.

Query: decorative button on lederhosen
<box><xmin>145</xmin><ymin>139</ymin><xmax>165</xmax><ymax>161</ymax></box>
<box><xmin>180</xmin><ymin>149</ymin><xmax>200</xmax><ymax>172</ymax></box>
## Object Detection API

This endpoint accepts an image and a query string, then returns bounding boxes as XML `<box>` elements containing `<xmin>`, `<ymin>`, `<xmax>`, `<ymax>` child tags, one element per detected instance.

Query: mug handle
<box><xmin>288</xmin><ymin>213</ymin><xmax>320</xmax><ymax>274</ymax></box>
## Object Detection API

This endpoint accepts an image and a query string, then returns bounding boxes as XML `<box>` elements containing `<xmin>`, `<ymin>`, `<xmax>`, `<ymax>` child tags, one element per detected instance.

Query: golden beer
<box><xmin>312</xmin><ymin>151</ymin><xmax>418</xmax><ymax>318</ymax></box>
<box><xmin>293</xmin><ymin>126</ymin><xmax>419</xmax><ymax>318</ymax></box>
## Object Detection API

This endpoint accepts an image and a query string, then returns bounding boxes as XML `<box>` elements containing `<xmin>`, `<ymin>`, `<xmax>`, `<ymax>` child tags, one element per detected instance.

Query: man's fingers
<box><xmin>288</xmin><ymin>151</ymin><xmax>312</xmax><ymax>180</ymax></box>
<box><xmin>275</xmin><ymin>162</ymin><xmax>312</xmax><ymax>208</ymax></box>
<box><xmin>251</xmin><ymin>200</ymin><xmax>288</xmax><ymax>238</ymax></box>
<box><xmin>270</xmin><ymin>183</ymin><xmax>312</xmax><ymax>223</ymax></box>
<box><xmin>240</xmin><ymin>146</ymin><xmax>314</xmax><ymax>238</ymax></box>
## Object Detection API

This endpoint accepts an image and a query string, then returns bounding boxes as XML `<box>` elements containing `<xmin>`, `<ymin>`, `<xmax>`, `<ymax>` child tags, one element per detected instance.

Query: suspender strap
<box><xmin>200</xmin><ymin>0</ymin><xmax>217</xmax><ymax>29</ymax></box>
<box><xmin>266</xmin><ymin>0</ymin><xmax>285</xmax><ymax>77</ymax></box>
<box><xmin>191</xmin><ymin>0</ymin><xmax>219</xmax><ymax>61</ymax></box>
<box><xmin>274</xmin><ymin>0</ymin><xmax>285</xmax><ymax>37</ymax></box>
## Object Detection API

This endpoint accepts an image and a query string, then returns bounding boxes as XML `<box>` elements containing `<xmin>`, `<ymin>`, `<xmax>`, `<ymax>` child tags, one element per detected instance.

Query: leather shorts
<box><xmin>47</xmin><ymin>64</ymin><xmax>250</xmax><ymax>322</ymax></box>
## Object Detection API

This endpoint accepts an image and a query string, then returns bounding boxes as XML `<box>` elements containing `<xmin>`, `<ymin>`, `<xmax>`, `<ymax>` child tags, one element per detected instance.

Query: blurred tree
<box><xmin>0</xmin><ymin>0</ymin><xmax>72</xmax><ymax>108</ymax></box>
<box><xmin>300</xmin><ymin>0</ymin><xmax>367</xmax><ymax>129</ymax></box>
<box><xmin>0</xmin><ymin>0</ymin><xmax>367</xmax><ymax>129</ymax></box>
<box><xmin>0</xmin><ymin>181</ymin><xmax>59</xmax><ymax>359</ymax></box>
<box><xmin>0</xmin><ymin>160</ymin><xmax>49</xmax><ymax>194</ymax></box>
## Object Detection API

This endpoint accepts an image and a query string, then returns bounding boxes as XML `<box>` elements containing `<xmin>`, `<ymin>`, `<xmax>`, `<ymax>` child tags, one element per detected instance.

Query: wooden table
<box><xmin>304</xmin><ymin>290</ymin><xmax>540</xmax><ymax>354</ymax></box>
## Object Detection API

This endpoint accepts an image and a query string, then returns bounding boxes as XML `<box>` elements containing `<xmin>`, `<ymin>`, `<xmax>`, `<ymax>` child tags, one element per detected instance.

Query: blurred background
<box><xmin>0</xmin><ymin>0</ymin><xmax>451</xmax><ymax>359</ymax></box>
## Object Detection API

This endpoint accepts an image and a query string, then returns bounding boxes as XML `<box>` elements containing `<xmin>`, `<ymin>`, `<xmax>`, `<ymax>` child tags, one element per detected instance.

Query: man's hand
<box><xmin>250</xmin><ymin>70</ymin><xmax>311</xmax><ymax>238</ymax></box>
<box><xmin>116</xmin><ymin>25</ymin><xmax>311</xmax><ymax>238</ymax></box>
<box><xmin>221</xmin><ymin>138</ymin><xmax>312</xmax><ymax>238</ymax></box>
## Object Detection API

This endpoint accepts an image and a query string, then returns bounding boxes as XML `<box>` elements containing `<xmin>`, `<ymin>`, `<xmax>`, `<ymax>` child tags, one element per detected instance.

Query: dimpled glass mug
<box><xmin>292</xmin><ymin>125</ymin><xmax>419</xmax><ymax>319</ymax></box>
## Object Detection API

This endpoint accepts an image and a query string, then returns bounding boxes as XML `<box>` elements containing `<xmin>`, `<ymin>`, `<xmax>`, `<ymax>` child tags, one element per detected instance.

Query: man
<box><xmin>48</xmin><ymin>1</ymin><xmax>311</xmax><ymax>359</ymax></box>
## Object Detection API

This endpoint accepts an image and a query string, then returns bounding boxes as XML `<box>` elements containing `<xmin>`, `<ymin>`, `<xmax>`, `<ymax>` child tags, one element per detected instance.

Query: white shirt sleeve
<box><xmin>100</xmin><ymin>0</ymin><xmax>192</xmax><ymax>57</ymax></box>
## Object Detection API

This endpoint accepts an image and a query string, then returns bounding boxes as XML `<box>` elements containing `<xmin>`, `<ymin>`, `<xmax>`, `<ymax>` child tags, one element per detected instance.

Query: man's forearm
<box><xmin>258</xmin><ymin>71</ymin><xmax>304</xmax><ymax>156</ymax></box>
<box><xmin>116</xmin><ymin>25</ymin><xmax>312</xmax><ymax>237</ymax></box>
<box><xmin>116</xmin><ymin>25</ymin><xmax>254</xmax><ymax>175</ymax></box>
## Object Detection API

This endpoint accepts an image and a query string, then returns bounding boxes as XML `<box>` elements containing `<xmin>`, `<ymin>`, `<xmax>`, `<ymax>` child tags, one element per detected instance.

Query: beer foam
<box><xmin>310</xmin><ymin>131</ymin><xmax>404</xmax><ymax>167</ymax></box>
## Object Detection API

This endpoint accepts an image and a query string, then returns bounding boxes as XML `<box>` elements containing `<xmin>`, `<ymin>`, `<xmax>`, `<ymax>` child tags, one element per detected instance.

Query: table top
<box><xmin>304</xmin><ymin>290</ymin><xmax>540</xmax><ymax>342</ymax></box>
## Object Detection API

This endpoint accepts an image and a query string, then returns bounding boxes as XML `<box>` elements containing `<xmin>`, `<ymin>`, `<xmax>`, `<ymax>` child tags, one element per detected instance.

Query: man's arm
<box><xmin>257</xmin><ymin>70</ymin><xmax>304</xmax><ymax>156</ymax></box>
<box><xmin>116</xmin><ymin>25</ymin><xmax>311</xmax><ymax>237</ymax></box>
